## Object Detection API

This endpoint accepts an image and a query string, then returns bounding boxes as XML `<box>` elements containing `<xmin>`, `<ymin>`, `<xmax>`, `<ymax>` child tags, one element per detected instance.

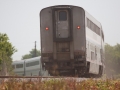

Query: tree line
<box><xmin>0</xmin><ymin>33</ymin><xmax>40</xmax><ymax>75</ymax></box>
<box><xmin>105</xmin><ymin>43</ymin><xmax>120</xmax><ymax>77</ymax></box>
<box><xmin>0</xmin><ymin>33</ymin><xmax>17</xmax><ymax>75</ymax></box>
<box><xmin>21</xmin><ymin>49</ymin><xmax>40</xmax><ymax>60</ymax></box>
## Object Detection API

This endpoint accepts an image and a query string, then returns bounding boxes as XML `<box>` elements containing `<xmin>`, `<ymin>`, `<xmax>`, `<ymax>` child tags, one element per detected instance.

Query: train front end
<box><xmin>40</xmin><ymin>5</ymin><xmax>86</xmax><ymax>76</ymax></box>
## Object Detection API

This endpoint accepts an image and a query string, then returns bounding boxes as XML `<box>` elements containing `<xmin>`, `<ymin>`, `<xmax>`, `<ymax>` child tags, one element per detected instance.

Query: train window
<box><xmin>93</xmin><ymin>23</ymin><xmax>96</xmax><ymax>32</ymax></box>
<box><xmin>59</xmin><ymin>11</ymin><xmax>67</xmax><ymax>21</ymax></box>
<box><xmin>91</xmin><ymin>51</ymin><xmax>94</xmax><ymax>60</ymax></box>
<box><xmin>26</xmin><ymin>61</ymin><xmax>39</xmax><ymax>67</ymax></box>
<box><xmin>94</xmin><ymin>25</ymin><xmax>97</xmax><ymax>34</ymax></box>
<box><xmin>90</xmin><ymin>21</ymin><xmax>92</xmax><ymax>30</ymax></box>
<box><xmin>91</xmin><ymin>22</ymin><xmax>94</xmax><ymax>31</ymax></box>
<box><xmin>16</xmin><ymin>64</ymin><xmax>23</xmax><ymax>68</ymax></box>
<box><xmin>95</xmin><ymin>26</ymin><xmax>98</xmax><ymax>34</ymax></box>
<box><xmin>87</xmin><ymin>18</ymin><xmax>101</xmax><ymax>36</ymax></box>
<box><xmin>95</xmin><ymin>25</ymin><xmax>97</xmax><ymax>34</ymax></box>
<box><xmin>102</xmin><ymin>31</ymin><xmax>104</xmax><ymax>41</ymax></box>
<box><xmin>98</xmin><ymin>27</ymin><xmax>100</xmax><ymax>35</ymax></box>
<box><xmin>95</xmin><ymin>26</ymin><xmax>100</xmax><ymax>36</ymax></box>
<box><xmin>95</xmin><ymin>48</ymin><xmax>97</xmax><ymax>60</ymax></box>
<box><xmin>87</xmin><ymin>18</ymin><xmax>90</xmax><ymax>28</ymax></box>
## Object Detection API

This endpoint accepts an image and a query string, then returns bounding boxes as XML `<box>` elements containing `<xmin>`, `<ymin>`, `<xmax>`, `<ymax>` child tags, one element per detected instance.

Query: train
<box><xmin>40</xmin><ymin>5</ymin><xmax>105</xmax><ymax>77</ymax></box>
<box><xmin>12</xmin><ymin>56</ymin><xmax>49</xmax><ymax>76</ymax></box>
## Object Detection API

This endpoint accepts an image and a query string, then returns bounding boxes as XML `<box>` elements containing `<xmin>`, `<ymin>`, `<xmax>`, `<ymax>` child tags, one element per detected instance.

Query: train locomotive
<box><xmin>40</xmin><ymin>5</ymin><xmax>105</xmax><ymax>77</ymax></box>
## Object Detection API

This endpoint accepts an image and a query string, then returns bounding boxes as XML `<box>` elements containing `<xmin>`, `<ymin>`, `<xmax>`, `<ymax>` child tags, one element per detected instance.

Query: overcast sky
<box><xmin>0</xmin><ymin>0</ymin><xmax>120</xmax><ymax>60</ymax></box>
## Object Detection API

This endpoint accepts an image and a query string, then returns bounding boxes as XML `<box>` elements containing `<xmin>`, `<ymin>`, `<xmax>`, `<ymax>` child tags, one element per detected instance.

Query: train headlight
<box><xmin>77</xmin><ymin>26</ymin><xmax>80</xmax><ymax>29</ymax></box>
<box><xmin>45</xmin><ymin>27</ymin><xmax>49</xmax><ymax>30</ymax></box>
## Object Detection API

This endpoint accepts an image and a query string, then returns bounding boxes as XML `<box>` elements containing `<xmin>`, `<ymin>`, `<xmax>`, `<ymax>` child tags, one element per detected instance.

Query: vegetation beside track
<box><xmin>0</xmin><ymin>78</ymin><xmax>120</xmax><ymax>90</ymax></box>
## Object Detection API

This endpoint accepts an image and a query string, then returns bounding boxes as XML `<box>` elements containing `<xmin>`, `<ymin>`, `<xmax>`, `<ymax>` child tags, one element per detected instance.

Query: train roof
<box><xmin>12</xmin><ymin>60</ymin><xmax>24</xmax><ymax>64</ymax></box>
<box><xmin>12</xmin><ymin>56</ymin><xmax>41</xmax><ymax>64</ymax></box>
<box><xmin>40</xmin><ymin>5</ymin><xmax>104</xmax><ymax>34</ymax></box>
<box><xmin>23</xmin><ymin>56</ymin><xmax>41</xmax><ymax>63</ymax></box>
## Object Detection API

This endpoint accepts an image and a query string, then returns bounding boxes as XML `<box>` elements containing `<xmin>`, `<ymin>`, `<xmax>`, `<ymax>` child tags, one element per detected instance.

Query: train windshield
<box><xmin>59</xmin><ymin>11</ymin><xmax>67</xmax><ymax>21</ymax></box>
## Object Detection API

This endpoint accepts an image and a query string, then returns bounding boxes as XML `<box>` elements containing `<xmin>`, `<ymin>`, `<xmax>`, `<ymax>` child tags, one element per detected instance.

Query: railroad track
<box><xmin>0</xmin><ymin>76</ymin><xmax>105</xmax><ymax>83</ymax></box>
<box><xmin>0</xmin><ymin>76</ymin><xmax>90</xmax><ymax>83</ymax></box>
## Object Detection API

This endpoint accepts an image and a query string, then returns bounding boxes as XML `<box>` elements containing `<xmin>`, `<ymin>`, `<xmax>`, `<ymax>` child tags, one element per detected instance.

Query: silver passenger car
<box><xmin>12</xmin><ymin>60</ymin><xmax>24</xmax><ymax>76</ymax></box>
<box><xmin>12</xmin><ymin>56</ymin><xmax>49</xmax><ymax>76</ymax></box>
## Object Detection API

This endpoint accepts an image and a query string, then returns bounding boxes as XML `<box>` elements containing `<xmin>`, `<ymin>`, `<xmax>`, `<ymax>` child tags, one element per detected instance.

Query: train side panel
<box><xmin>12</xmin><ymin>60</ymin><xmax>24</xmax><ymax>76</ymax></box>
<box><xmin>25</xmin><ymin>57</ymin><xmax>41</xmax><ymax>76</ymax></box>
<box><xmin>85</xmin><ymin>11</ymin><xmax>104</xmax><ymax>75</ymax></box>
<box><xmin>40</xmin><ymin>8</ymin><xmax>53</xmax><ymax>56</ymax></box>
<box><xmin>72</xmin><ymin>7</ymin><xmax>86</xmax><ymax>59</ymax></box>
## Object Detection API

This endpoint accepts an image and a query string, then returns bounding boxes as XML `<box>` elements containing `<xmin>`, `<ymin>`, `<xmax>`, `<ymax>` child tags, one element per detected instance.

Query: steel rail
<box><xmin>0</xmin><ymin>76</ymin><xmax>78</xmax><ymax>78</ymax></box>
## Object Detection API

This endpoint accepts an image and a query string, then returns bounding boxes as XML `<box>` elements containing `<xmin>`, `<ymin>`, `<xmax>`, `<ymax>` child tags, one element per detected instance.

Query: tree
<box><xmin>22</xmin><ymin>49</ymin><xmax>41</xmax><ymax>60</ymax></box>
<box><xmin>105</xmin><ymin>43</ymin><xmax>115</xmax><ymax>76</ymax></box>
<box><xmin>0</xmin><ymin>33</ymin><xmax>17</xmax><ymax>75</ymax></box>
<box><xmin>105</xmin><ymin>43</ymin><xmax>120</xmax><ymax>77</ymax></box>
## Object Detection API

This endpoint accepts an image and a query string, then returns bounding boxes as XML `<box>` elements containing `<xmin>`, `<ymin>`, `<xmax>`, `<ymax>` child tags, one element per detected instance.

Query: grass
<box><xmin>0</xmin><ymin>78</ymin><xmax>120</xmax><ymax>90</ymax></box>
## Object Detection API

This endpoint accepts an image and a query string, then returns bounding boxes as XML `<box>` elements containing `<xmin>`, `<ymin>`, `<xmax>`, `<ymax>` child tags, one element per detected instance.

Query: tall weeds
<box><xmin>0</xmin><ymin>78</ymin><xmax>120</xmax><ymax>90</ymax></box>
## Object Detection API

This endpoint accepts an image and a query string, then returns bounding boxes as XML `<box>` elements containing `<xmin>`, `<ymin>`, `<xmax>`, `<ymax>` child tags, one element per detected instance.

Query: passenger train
<box><xmin>40</xmin><ymin>5</ymin><xmax>105</xmax><ymax>77</ymax></box>
<box><xmin>12</xmin><ymin>56</ymin><xmax>49</xmax><ymax>76</ymax></box>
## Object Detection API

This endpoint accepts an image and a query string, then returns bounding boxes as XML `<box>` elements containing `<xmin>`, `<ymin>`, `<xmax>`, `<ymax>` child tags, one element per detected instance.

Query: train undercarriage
<box><xmin>42</xmin><ymin>59</ymin><xmax>103</xmax><ymax>77</ymax></box>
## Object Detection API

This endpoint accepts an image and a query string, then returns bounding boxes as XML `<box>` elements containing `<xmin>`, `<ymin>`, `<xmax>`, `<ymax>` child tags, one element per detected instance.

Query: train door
<box><xmin>55</xmin><ymin>10</ymin><xmax>70</xmax><ymax>38</ymax></box>
<box><xmin>53</xmin><ymin>8</ymin><xmax>72</xmax><ymax>41</ymax></box>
